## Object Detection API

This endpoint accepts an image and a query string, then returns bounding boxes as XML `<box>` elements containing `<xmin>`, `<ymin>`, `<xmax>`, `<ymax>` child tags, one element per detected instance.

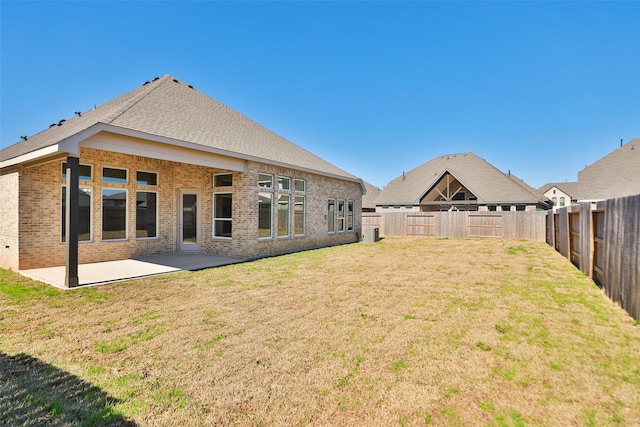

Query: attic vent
<box><xmin>50</xmin><ymin>123</ymin><xmax>57</xmax><ymax>128</ymax></box>
<box><xmin>153</xmin><ymin>77</ymin><xmax>160</xmax><ymax>81</ymax></box>
<box><xmin>173</xmin><ymin>79</ymin><xmax>179</xmax><ymax>83</ymax></box>
<box><xmin>188</xmin><ymin>85</ymin><xmax>194</xmax><ymax>89</ymax></box>
<box><xmin>20</xmin><ymin>135</ymin><xmax>28</xmax><ymax>141</ymax></box>
<box><xmin>58</xmin><ymin>119</ymin><xmax>66</xmax><ymax>126</ymax></box>
<box><xmin>75</xmin><ymin>111</ymin><xmax>81</xmax><ymax>117</ymax></box>
<box><xmin>142</xmin><ymin>81</ymin><xmax>150</xmax><ymax>86</ymax></box>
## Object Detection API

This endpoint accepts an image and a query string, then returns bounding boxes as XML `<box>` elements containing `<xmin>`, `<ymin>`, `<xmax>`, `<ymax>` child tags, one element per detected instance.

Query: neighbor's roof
<box><xmin>361</xmin><ymin>180</ymin><xmax>382</xmax><ymax>209</ymax></box>
<box><xmin>538</xmin><ymin>182</ymin><xmax>581</xmax><ymax>199</ymax></box>
<box><xmin>578</xmin><ymin>138</ymin><xmax>640</xmax><ymax>200</ymax></box>
<box><xmin>374</xmin><ymin>152</ymin><xmax>546</xmax><ymax>205</ymax></box>
<box><xmin>1</xmin><ymin>75</ymin><xmax>358</xmax><ymax>182</ymax></box>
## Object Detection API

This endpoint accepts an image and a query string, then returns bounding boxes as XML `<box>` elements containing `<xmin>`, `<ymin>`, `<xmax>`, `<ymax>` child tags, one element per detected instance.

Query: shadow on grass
<box><xmin>0</xmin><ymin>351</ymin><xmax>137</xmax><ymax>426</ymax></box>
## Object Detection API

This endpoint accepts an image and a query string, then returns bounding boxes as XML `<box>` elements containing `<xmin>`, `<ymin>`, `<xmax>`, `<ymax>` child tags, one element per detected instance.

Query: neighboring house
<box><xmin>0</xmin><ymin>75</ymin><xmax>364</xmax><ymax>286</ymax></box>
<box><xmin>577</xmin><ymin>138</ymin><xmax>640</xmax><ymax>202</ymax></box>
<box><xmin>538</xmin><ymin>182</ymin><xmax>580</xmax><ymax>211</ymax></box>
<box><xmin>373</xmin><ymin>152</ymin><xmax>551</xmax><ymax>212</ymax></box>
<box><xmin>361</xmin><ymin>180</ymin><xmax>382</xmax><ymax>212</ymax></box>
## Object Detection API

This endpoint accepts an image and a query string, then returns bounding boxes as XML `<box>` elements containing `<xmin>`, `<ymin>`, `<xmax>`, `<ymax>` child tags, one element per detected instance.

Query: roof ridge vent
<box><xmin>173</xmin><ymin>78</ymin><xmax>179</xmax><ymax>83</ymax></box>
<box><xmin>142</xmin><ymin>81</ymin><xmax>150</xmax><ymax>86</ymax></box>
<box><xmin>58</xmin><ymin>119</ymin><xmax>66</xmax><ymax>126</ymax></box>
<box><xmin>20</xmin><ymin>135</ymin><xmax>28</xmax><ymax>141</ymax></box>
<box><xmin>153</xmin><ymin>77</ymin><xmax>160</xmax><ymax>81</ymax></box>
<box><xmin>75</xmin><ymin>111</ymin><xmax>81</xmax><ymax>117</ymax></box>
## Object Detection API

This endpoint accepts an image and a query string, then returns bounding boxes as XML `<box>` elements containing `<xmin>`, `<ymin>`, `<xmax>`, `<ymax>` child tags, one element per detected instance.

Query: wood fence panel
<box><xmin>383</xmin><ymin>212</ymin><xmax>406</xmax><ymax>237</ymax></box>
<box><xmin>556</xmin><ymin>208</ymin><xmax>570</xmax><ymax>259</ymax></box>
<box><xmin>546</xmin><ymin>212</ymin><xmax>554</xmax><ymax>246</ymax></box>
<box><xmin>592</xmin><ymin>207</ymin><xmax>605</xmax><ymax>286</ymax></box>
<box><xmin>362</xmin><ymin>214</ymin><xmax>382</xmax><ymax>230</ymax></box>
<box><xmin>406</xmin><ymin>214</ymin><xmax>436</xmax><ymax>236</ymax></box>
<box><xmin>579</xmin><ymin>203</ymin><xmax>592</xmax><ymax>277</ymax></box>
<box><xmin>468</xmin><ymin>214</ymin><xmax>502</xmax><ymax>238</ymax></box>
<box><xmin>569</xmin><ymin>210</ymin><xmax>581</xmax><ymax>268</ymax></box>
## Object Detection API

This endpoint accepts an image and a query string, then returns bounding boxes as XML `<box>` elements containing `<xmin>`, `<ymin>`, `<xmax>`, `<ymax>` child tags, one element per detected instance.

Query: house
<box><xmin>538</xmin><ymin>182</ymin><xmax>580</xmax><ymax>211</ymax></box>
<box><xmin>577</xmin><ymin>138</ymin><xmax>640</xmax><ymax>202</ymax></box>
<box><xmin>373</xmin><ymin>152</ymin><xmax>551</xmax><ymax>212</ymax></box>
<box><xmin>361</xmin><ymin>180</ymin><xmax>381</xmax><ymax>212</ymax></box>
<box><xmin>0</xmin><ymin>75</ymin><xmax>364</xmax><ymax>287</ymax></box>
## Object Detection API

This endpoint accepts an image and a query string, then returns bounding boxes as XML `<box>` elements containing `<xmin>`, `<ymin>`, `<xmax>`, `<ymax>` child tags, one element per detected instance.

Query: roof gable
<box><xmin>375</xmin><ymin>152</ymin><xmax>545</xmax><ymax>205</ymax></box>
<box><xmin>1</xmin><ymin>75</ymin><xmax>358</xmax><ymax>182</ymax></box>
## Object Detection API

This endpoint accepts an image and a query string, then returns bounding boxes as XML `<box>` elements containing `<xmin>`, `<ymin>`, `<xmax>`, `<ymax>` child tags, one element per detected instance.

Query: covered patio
<box><xmin>19</xmin><ymin>253</ymin><xmax>243</xmax><ymax>289</ymax></box>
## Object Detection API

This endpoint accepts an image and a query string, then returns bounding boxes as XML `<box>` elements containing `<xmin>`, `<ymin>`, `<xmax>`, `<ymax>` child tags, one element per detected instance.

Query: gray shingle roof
<box><xmin>1</xmin><ymin>75</ymin><xmax>358</xmax><ymax>182</ymax></box>
<box><xmin>374</xmin><ymin>152</ymin><xmax>545</xmax><ymax>205</ymax></box>
<box><xmin>538</xmin><ymin>182</ymin><xmax>581</xmax><ymax>199</ymax></box>
<box><xmin>361</xmin><ymin>181</ymin><xmax>382</xmax><ymax>209</ymax></box>
<box><xmin>578</xmin><ymin>138</ymin><xmax>640</xmax><ymax>200</ymax></box>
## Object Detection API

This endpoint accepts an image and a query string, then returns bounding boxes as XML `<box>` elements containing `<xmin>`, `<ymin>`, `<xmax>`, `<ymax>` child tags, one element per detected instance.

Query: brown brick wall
<box><xmin>9</xmin><ymin>148</ymin><xmax>362</xmax><ymax>269</ymax></box>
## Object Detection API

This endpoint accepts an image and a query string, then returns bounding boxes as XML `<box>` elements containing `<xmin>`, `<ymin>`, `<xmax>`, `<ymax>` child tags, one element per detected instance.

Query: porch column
<box><xmin>65</xmin><ymin>156</ymin><xmax>79</xmax><ymax>288</ymax></box>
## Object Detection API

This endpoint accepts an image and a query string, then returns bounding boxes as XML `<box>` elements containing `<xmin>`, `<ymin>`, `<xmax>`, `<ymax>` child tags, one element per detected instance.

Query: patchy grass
<box><xmin>1</xmin><ymin>238</ymin><xmax>640</xmax><ymax>426</ymax></box>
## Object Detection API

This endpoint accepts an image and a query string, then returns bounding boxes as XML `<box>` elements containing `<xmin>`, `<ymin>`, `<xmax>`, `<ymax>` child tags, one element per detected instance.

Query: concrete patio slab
<box><xmin>20</xmin><ymin>253</ymin><xmax>244</xmax><ymax>289</ymax></box>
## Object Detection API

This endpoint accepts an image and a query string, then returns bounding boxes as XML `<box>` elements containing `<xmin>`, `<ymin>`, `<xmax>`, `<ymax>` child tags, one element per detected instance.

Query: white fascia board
<box><xmin>0</xmin><ymin>144</ymin><xmax>60</xmax><ymax>169</ymax></box>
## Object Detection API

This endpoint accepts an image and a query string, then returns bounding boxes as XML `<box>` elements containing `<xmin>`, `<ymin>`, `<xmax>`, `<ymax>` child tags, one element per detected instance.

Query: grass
<box><xmin>1</xmin><ymin>238</ymin><xmax>640</xmax><ymax>426</ymax></box>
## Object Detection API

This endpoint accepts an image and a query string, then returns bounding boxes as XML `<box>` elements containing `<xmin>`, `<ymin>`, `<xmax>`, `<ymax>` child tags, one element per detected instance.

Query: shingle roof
<box><xmin>374</xmin><ymin>152</ymin><xmax>545</xmax><ymax>205</ymax></box>
<box><xmin>361</xmin><ymin>181</ymin><xmax>382</xmax><ymax>209</ymax></box>
<box><xmin>538</xmin><ymin>182</ymin><xmax>581</xmax><ymax>199</ymax></box>
<box><xmin>578</xmin><ymin>138</ymin><xmax>640</xmax><ymax>200</ymax></box>
<box><xmin>1</xmin><ymin>75</ymin><xmax>358</xmax><ymax>182</ymax></box>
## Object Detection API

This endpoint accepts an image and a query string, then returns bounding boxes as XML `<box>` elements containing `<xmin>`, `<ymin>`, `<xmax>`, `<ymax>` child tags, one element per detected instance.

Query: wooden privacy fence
<box><xmin>362</xmin><ymin>211</ymin><xmax>547</xmax><ymax>241</ymax></box>
<box><xmin>547</xmin><ymin>194</ymin><xmax>640</xmax><ymax>321</ymax></box>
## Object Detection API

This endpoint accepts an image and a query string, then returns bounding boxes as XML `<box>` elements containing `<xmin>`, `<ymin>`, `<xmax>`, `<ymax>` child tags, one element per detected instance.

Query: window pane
<box><xmin>62</xmin><ymin>163</ymin><xmax>92</xmax><ymax>181</ymax></box>
<box><xmin>258</xmin><ymin>192</ymin><xmax>272</xmax><ymax>238</ymax></box>
<box><xmin>294</xmin><ymin>196</ymin><xmax>305</xmax><ymax>235</ymax></box>
<box><xmin>102</xmin><ymin>189</ymin><xmax>127</xmax><ymax>240</ymax></box>
<box><xmin>103</xmin><ymin>167</ymin><xmax>127</xmax><ymax>184</ymax></box>
<box><xmin>278</xmin><ymin>177</ymin><xmax>290</xmax><ymax>191</ymax></box>
<box><xmin>277</xmin><ymin>194</ymin><xmax>290</xmax><ymax>237</ymax></box>
<box><xmin>337</xmin><ymin>200</ymin><xmax>345</xmax><ymax>232</ymax></box>
<box><xmin>214</xmin><ymin>193</ymin><xmax>233</xmax><ymax>238</ymax></box>
<box><xmin>136</xmin><ymin>171</ymin><xmax>157</xmax><ymax>186</ymax></box>
<box><xmin>214</xmin><ymin>174</ymin><xmax>233</xmax><ymax>187</ymax></box>
<box><xmin>294</xmin><ymin>179</ymin><xmax>305</xmax><ymax>192</ymax></box>
<box><xmin>328</xmin><ymin>199</ymin><xmax>335</xmax><ymax>233</ymax></box>
<box><xmin>258</xmin><ymin>173</ymin><xmax>273</xmax><ymax>189</ymax></box>
<box><xmin>136</xmin><ymin>192</ymin><xmax>157</xmax><ymax>238</ymax></box>
<box><xmin>347</xmin><ymin>200</ymin><xmax>354</xmax><ymax>231</ymax></box>
<box><xmin>62</xmin><ymin>187</ymin><xmax>92</xmax><ymax>242</ymax></box>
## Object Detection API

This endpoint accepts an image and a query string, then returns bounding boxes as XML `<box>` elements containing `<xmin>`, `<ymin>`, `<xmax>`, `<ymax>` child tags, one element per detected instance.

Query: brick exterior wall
<box><xmin>4</xmin><ymin>147</ymin><xmax>362</xmax><ymax>270</ymax></box>
<box><xmin>0</xmin><ymin>168</ymin><xmax>20</xmax><ymax>270</ymax></box>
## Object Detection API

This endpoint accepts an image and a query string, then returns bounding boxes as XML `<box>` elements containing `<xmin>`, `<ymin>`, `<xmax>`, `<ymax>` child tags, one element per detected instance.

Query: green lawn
<box><xmin>1</xmin><ymin>238</ymin><xmax>639</xmax><ymax>426</ymax></box>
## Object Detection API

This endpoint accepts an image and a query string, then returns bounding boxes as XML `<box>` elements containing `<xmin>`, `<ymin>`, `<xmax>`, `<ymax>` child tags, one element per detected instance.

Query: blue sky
<box><xmin>1</xmin><ymin>1</ymin><xmax>639</xmax><ymax>190</ymax></box>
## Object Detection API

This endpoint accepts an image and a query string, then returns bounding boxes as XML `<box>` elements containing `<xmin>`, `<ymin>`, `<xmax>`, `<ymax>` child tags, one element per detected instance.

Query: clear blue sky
<box><xmin>2</xmin><ymin>1</ymin><xmax>639</xmax><ymax>190</ymax></box>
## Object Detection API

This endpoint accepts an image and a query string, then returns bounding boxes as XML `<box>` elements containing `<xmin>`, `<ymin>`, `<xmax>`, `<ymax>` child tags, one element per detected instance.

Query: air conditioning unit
<box><xmin>363</xmin><ymin>227</ymin><xmax>379</xmax><ymax>243</ymax></box>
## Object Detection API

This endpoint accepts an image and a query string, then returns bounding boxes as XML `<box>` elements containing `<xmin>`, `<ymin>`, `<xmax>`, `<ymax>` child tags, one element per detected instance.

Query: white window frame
<box><xmin>135</xmin><ymin>190</ymin><xmax>159</xmax><ymax>240</ymax></box>
<box><xmin>61</xmin><ymin>185</ymin><xmax>93</xmax><ymax>243</ymax></box>
<box><xmin>213</xmin><ymin>192</ymin><xmax>233</xmax><ymax>239</ymax></box>
<box><xmin>278</xmin><ymin>176</ymin><xmax>291</xmax><ymax>192</ymax></box>
<box><xmin>102</xmin><ymin>187</ymin><xmax>128</xmax><ymax>241</ymax></box>
<box><xmin>258</xmin><ymin>191</ymin><xmax>273</xmax><ymax>239</ymax></box>
<box><xmin>102</xmin><ymin>166</ymin><xmax>128</xmax><ymax>184</ymax></box>
<box><xmin>258</xmin><ymin>173</ymin><xmax>273</xmax><ymax>189</ymax></box>
<box><xmin>328</xmin><ymin>199</ymin><xmax>336</xmax><ymax>233</ymax></box>
<box><xmin>294</xmin><ymin>195</ymin><xmax>305</xmax><ymax>236</ymax></box>
<box><xmin>277</xmin><ymin>194</ymin><xmax>290</xmax><ymax>238</ymax></box>
<box><xmin>294</xmin><ymin>179</ymin><xmax>306</xmax><ymax>192</ymax></box>
<box><xmin>136</xmin><ymin>170</ymin><xmax>159</xmax><ymax>186</ymax></box>
<box><xmin>337</xmin><ymin>199</ymin><xmax>346</xmax><ymax>232</ymax></box>
<box><xmin>213</xmin><ymin>173</ymin><xmax>233</xmax><ymax>188</ymax></box>
<box><xmin>62</xmin><ymin>162</ymin><xmax>93</xmax><ymax>181</ymax></box>
<box><xmin>347</xmin><ymin>200</ymin><xmax>355</xmax><ymax>232</ymax></box>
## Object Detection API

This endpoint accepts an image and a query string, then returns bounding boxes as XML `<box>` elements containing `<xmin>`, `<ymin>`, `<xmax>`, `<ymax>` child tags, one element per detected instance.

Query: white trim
<box><xmin>294</xmin><ymin>195</ymin><xmax>306</xmax><ymax>236</ymax></box>
<box><xmin>61</xmin><ymin>185</ymin><xmax>94</xmax><ymax>244</ymax></box>
<box><xmin>102</xmin><ymin>165</ymin><xmax>128</xmax><ymax>184</ymax></box>
<box><xmin>213</xmin><ymin>172</ymin><xmax>233</xmax><ymax>188</ymax></box>
<box><xmin>0</xmin><ymin>144</ymin><xmax>60</xmax><ymax>168</ymax></box>
<box><xmin>101</xmin><ymin>187</ymin><xmax>128</xmax><ymax>241</ymax></box>
<box><xmin>135</xmin><ymin>190</ymin><xmax>159</xmax><ymax>240</ymax></box>
<box><xmin>178</xmin><ymin>190</ymin><xmax>201</xmax><ymax>251</ymax></box>
<box><xmin>258</xmin><ymin>191</ymin><xmax>273</xmax><ymax>240</ymax></box>
<box><xmin>277</xmin><ymin>193</ymin><xmax>291</xmax><ymax>238</ymax></box>
<box><xmin>136</xmin><ymin>169</ymin><xmax>158</xmax><ymax>186</ymax></box>
<box><xmin>212</xmin><ymin>192</ymin><xmax>233</xmax><ymax>239</ymax></box>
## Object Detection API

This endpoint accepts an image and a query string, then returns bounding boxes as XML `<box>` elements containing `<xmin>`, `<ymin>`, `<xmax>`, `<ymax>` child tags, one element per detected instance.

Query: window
<box><xmin>552</xmin><ymin>197</ymin><xmax>557</xmax><ymax>205</ymax></box>
<box><xmin>62</xmin><ymin>163</ymin><xmax>92</xmax><ymax>181</ymax></box>
<box><xmin>488</xmin><ymin>205</ymin><xmax>497</xmax><ymax>212</ymax></box>
<box><xmin>136</xmin><ymin>171</ymin><xmax>158</xmax><ymax>186</ymax></box>
<box><xmin>278</xmin><ymin>177</ymin><xmax>290</xmax><ymax>191</ymax></box>
<box><xmin>560</xmin><ymin>197</ymin><xmax>565</xmax><ymax>207</ymax></box>
<box><xmin>516</xmin><ymin>204</ymin><xmax>526</xmax><ymax>211</ymax></box>
<box><xmin>553</xmin><ymin>189</ymin><xmax>557</xmax><ymax>195</ymax></box>
<box><xmin>347</xmin><ymin>200</ymin><xmax>354</xmax><ymax>231</ymax></box>
<box><xmin>213</xmin><ymin>193</ymin><xmax>232</xmax><ymax>238</ymax></box>
<box><xmin>258</xmin><ymin>173</ymin><xmax>273</xmax><ymax>189</ymax></box>
<box><xmin>61</xmin><ymin>186</ymin><xmax>92</xmax><ymax>242</ymax></box>
<box><xmin>136</xmin><ymin>191</ymin><xmax>157</xmax><ymax>239</ymax></box>
<box><xmin>337</xmin><ymin>200</ymin><xmax>345</xmax><ymax>232</ymax></box>
<box><xmin>328</xmin><ymin>199</ymin><xmax>336</xmax><ymax>233</ymax></box>
<box><xmin>277</xmin><ymin>194</ymin><xmax>290</xmax><ymax>237</ymax></box>
<box><xmin>103</xmin><ymin>167</ymin><xmax>127</xmax><ymax>184</ymax></box>
<box><xmin>294</xmin><ymin>196</ymin><xmax>305</xmax><ymax>236</ymax></box>
<box><xmin>214</xmin><ymin>173</ymin><xmax>233</xmax><ymax>187</ymax></box>
<box><xmin>294</xmin><ymin>179</ymin><xmax>306</xmax><ymax>192</ymax></box>
<box><xmin>452</xmin><ymin>191</ymin><xmax>466</xmax><ymax>201</ymax></box>
<box><xmin>102</xmin><ymin>189</ymin><xmax>127</xmax><ymax>240</ymax></box>
<box><xmin>258</xmin><ymin>192</ymin><xmax>272</xmax><ymax>238</ymax></box>
<box><xmin>501</xmin><ymin>205</ymin><xmax>511</xmax><ymax>212</ymax></box>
